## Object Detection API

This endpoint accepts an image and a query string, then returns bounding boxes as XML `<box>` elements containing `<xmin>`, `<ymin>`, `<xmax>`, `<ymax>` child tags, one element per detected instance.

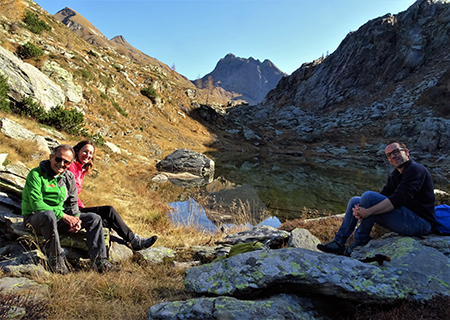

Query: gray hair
<box><xmin>51</xmin><ymin>144</ymin><xmax>75</xmax><ymax>161</ymax></box>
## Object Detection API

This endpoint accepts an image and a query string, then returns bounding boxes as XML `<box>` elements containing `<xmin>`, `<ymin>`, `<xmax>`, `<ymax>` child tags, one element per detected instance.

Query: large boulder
<box><xmin>184</xmin><ymin>234</ymin><xmax>450</xmax><ymax>304</ymax></box>
<box><xmin>0</xmin><ymin>46</ymin><xmax>65</xmax><ymax>111</ymax></box>
<box><xmin>156</xmin><ymin>148</ymin><xmax>215</xmax><ymax>176</ymax></box>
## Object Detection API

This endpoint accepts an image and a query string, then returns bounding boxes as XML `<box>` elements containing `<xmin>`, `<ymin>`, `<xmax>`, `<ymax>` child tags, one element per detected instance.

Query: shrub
<box><xmin>76</xmin><ymin>69</ymin><xmax>92</xmax><ymax>80</ymax></box>
<box><xmin>141</xmin><ymin>86</ymin><xmax>158</xmax><ymax>101</ymax></box>
<box><xmin>87</xmin><ymin>50</ymin><xmax>98</xmax><ymax>58</ymax></box>
<box><xmin>18</xmin><ymin>42</ymin><xmax>43</xmax><ymax>59</ymax></box>
<box><xmin>11</xmin><ymin>97</ymin><xmax>86</xmax><ymax>135</ymax></box>
<box><xmin>11</xmin><ymin>96</ymin><xmax>45</xmax><ymax>118</ymax></box>
<box><xmin>22</xmin><ymin>11</ymin><xmax>51</xmax><ymax>35</ymax></box>
<box><xmin>45</xmin><ymin>105</ymin><xmax>85</xmax><ymax>134</ymax></box>
<box><xmin>111</xmin><ymin>100</ymin><xmax>128</xmax><ymax>117</ymax></box>
<box><xmin>111</xmin><ymin>64</ymin><xmax>123</xmax><ymax>72</ymax></box>
<box><xmin>0</xmin><ymin>74</ymin><xmax>11</xmax><ymax>113</ymax></box>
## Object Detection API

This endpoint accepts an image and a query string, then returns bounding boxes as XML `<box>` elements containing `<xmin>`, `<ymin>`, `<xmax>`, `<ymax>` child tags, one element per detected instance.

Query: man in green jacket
<box><xmin>22</xmin><ymin>144</ymin><xmax>118</xmax><ymax>274</ymax></box>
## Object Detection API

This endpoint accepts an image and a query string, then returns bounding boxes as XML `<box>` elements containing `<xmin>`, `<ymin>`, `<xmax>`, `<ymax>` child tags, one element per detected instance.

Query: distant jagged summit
<box><xmin>199</xmin><ymin>53</ymin><xmax>287</xmax><ymax>105</ymax></box>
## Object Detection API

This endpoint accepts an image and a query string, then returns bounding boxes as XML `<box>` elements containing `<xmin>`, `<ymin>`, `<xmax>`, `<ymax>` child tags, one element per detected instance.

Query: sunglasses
<box><xmin>54</xmin><ymin>156</ymin><xmax>72</xmax><ymax>166</ymax></box>
<box><xmin>385</xmin><ymin>148</ymin><xmax>404</xmax><ymax>159</ymax></box>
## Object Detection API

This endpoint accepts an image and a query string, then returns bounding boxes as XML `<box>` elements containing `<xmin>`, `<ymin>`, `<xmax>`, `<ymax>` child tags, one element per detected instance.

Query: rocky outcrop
<box><xmin>184</xmin><ymin>234</ymin><xmax>450</xmax><ymax>303</ymax></box>
<box><xmin>42</xmin><ymin>60</ymin><xmax>83</xmax><ymax>104</ymax></box>
<box><xmin>147</xmin><ymin>231</ymin><xmax>450</xmax><ymax>319</ymax></box>
<box><xmin>0</xmin><ymin>46</ymin><xmax>65</xmax><ymax>111</ymax></box>
<box><xmin>200</xmin><ymin>53</ymin><xmax>286</xmax><ymax>105</ymax></box>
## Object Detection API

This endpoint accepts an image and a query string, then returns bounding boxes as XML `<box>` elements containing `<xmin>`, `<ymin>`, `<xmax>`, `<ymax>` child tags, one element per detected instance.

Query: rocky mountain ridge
<box><xmin>199</xmin><ymin>53</ymin><xmax>286</xmax><ymax>105</ymax></box>
<box><xmin>221</xmin><ymin>0</ymin><xmax>450</xmax><ymax>178</ymax></box>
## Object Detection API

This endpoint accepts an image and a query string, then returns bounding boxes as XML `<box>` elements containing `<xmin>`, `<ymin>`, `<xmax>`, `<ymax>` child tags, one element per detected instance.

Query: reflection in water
<box><xmin>168</xmin><ymin>198</ymin><xmax>281</xmax><ymax>232</ymax></box>
<box><xmin>201</xmin><ymin>152</ymin><xmax>392</xmax><ymax>223</ymax></box>
<box><xmin>165</xmin><ymin>152</ymin><xmax>449</xmax><ymax>229</ymax></box>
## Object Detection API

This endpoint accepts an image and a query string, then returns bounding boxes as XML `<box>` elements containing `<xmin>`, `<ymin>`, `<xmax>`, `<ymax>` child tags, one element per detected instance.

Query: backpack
<box><xmin>434</xmin><ymin>204</ymin><xmax>450</xmax><ymax>235</ymax></box>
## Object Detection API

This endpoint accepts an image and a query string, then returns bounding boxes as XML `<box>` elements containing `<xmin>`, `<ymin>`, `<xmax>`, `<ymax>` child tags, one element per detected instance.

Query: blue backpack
<box><xmin>435</xmin><ymin>204</ymin><xmax>450</xmax><ymax>234</ymax></box>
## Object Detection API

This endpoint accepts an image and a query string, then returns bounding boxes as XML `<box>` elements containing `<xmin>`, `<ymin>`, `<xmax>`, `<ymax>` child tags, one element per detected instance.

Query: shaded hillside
<box><xmin>199</xmin><ymin>53</ymin><xmax>286</xmax><ymax>105</ymax></box>
<box><xmin>223</xmin><ymin>0</ymin><xmax>450</xmax><ymax>169</ymax></box>
<box><xmin>262</xmin><ymin>0</ymin><xmax>450</xmax><ymax>115</ymax></box>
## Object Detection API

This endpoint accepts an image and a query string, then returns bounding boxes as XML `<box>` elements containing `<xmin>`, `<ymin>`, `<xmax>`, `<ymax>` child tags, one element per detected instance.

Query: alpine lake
<box><xmin>166</xmin><ymin>151</ymin><xmax>450</xmax><ymax>232</ymax></box>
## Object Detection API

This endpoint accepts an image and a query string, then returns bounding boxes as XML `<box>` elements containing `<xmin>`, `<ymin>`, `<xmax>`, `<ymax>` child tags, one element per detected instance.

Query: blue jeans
<box><xmin>334</xmin><ymin>191</ymin><xmax>432</xmax><ymax>249</ymax></box>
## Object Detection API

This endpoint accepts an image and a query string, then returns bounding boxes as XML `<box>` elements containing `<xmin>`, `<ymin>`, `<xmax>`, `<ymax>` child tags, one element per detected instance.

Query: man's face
<box><xmin>49</xmin><ymin>148</ymin><xmax>73</xmax><ymax>175</ymax></box>
<box><xmin>385</xmin><ymin>143</ymin><xmax>409</xmax><ymax>169</ymax></box>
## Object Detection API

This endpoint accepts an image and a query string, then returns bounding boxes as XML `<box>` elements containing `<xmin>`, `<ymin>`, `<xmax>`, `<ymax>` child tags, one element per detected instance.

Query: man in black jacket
<box><xmin>317</xmin><ymin>141</ymin><xmax>437</xmax><ymax>256</ymax></box>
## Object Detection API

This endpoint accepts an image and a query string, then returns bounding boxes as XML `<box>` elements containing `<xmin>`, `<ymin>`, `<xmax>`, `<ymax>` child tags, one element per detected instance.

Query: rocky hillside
<box><xmin>0</xmin><ymin>0</ymin><xmax>252</xmax><ymax>161</ymax></box>
<box><xmin>199</xmin><ymin>53</ymin><xmax>286</xmax><ymax>105</ymax></box>
<box><xmin>223</xmin><ymin>0</ymin><xmax>450</xmax><ymax>177</ymax></box>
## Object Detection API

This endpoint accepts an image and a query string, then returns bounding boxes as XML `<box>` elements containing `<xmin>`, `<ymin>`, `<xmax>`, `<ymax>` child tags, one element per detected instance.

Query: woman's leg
<box><xmin>81</xmin><ymin>206</ymin><xmax>134</xmax><ymax>242</ymax></box>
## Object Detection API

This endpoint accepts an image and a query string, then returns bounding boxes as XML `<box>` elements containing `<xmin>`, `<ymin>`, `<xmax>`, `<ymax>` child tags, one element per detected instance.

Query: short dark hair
<box><xmin>387</xmin><ymin>141</ymin><xmax>407</xmax><ymax>149</ymax></box>
<box><xmin>52</xmin><ymin>144</ymin><xmax>75</xmax><ymax>160</ymax></box>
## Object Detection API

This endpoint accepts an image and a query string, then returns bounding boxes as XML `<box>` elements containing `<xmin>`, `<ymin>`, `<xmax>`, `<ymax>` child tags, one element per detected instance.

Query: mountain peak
<box><xmin>201</xmin><ymin>54</ymin><xmax>286</xmax><ymax>105</ymax></box>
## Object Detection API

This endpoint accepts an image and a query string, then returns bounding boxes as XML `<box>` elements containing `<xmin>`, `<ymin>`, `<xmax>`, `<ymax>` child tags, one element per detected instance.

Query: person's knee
<box><xmin>360</xmin><ymin>191</ymin><xmax>385</xmax><ymax>207</ymax></box>
<box><xmin>39</xmin><ymin>210</ymin><xmax>58</xmax><ymax>224</ymax></box>
<box><xmin>348</xmin><ymin>196</ymin><xmax>361</xmax><ymax>207</ymax></box>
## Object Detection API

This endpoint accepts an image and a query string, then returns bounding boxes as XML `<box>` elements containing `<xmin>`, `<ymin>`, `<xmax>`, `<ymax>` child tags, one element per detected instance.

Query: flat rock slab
<box><xmin>147</xmin><ymin>294</ymin><xmax>324</xmax><ymax>320</ymax></box>
<box><xmin>0</xmin><ymin>277</ymin><xmax>49</xmax><ymax>302</ymax></box>
<box><xmin>185</xmin><ymin>236</ymin><xmax>450</xmax><ymax>304</ymax></box>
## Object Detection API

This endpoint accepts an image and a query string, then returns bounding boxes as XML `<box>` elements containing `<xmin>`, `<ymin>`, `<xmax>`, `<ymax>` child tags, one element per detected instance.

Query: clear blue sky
<box><xmin>35</xmin><ymin>0</ymin><xmax>416</xmax><ymax>80</ymax></box>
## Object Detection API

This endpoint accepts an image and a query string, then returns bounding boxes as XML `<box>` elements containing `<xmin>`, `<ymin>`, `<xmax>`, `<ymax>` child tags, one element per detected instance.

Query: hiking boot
<box><xmin>343</xmin><ymin>247</ymin><xmax>352</xmax><ymax>257</ymax></box>
<box><xmin>130</xmin><ymin>234</ymin><xmax>158</xmax><ymax>251</ymax></box>
<box><xmin>91</xmin><ymin>259</ymin><xmax>121</xmax><ymax>273</ymax></box>
<box><xmin>317</xmin><ymin>240</ymin><xmax>345</xmax><ymax>255</ymax></box>
<box><xmin>48</xmin><ymin>254</ymin><xmax>69</xmax><ymax>275</ymax></box>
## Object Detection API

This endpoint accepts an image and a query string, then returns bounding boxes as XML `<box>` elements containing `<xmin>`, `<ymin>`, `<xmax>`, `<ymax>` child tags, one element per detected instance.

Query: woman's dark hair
<box><xmin>73</xmin><ymin>140</ymin><xmax>95</xmax><ymax>174</ymax></box>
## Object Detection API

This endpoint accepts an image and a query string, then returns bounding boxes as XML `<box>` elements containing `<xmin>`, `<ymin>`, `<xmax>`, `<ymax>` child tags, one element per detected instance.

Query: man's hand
<box><xmin>353</xmin><ymin>204</ymin><xmax>371</xmax><ymax>220</ymax></box>
<box><xmin>62</xmin><ymin>213</ymin><xmax>82</xmax><ymax>233</ymax></box>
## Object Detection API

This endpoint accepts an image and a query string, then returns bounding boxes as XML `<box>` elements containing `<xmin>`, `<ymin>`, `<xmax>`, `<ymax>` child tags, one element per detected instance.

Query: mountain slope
<box><xmin>224</xmin><ymin>0</ymin><xmax>450</xmax><ymax>165</ymax></box>
<box><xmin>54</xmin><ymin>7</ymin><xmax>168</xmax><ymax>70</ymax></box>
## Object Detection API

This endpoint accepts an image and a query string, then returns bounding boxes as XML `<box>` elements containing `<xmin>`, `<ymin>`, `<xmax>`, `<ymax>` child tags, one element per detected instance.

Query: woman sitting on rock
<box><xmin>69</xmin><ymin>140</ymin><xmax>157</xmax><ymax>251</ymax></box>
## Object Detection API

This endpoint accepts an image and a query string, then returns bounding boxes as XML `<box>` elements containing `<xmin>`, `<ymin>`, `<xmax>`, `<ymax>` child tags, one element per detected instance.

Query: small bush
<box><xmin>18</xmin><ymin>42</ymin><xmax>43</xmax><ymax>59</ymax></box>
<box><xmin>111</xmin><ymin>100</ymin><xmax>128</xmax><ymax>117</ymax></box>
<box><xmin>111</xmin><ymin>64</ymin><xmax>123</xmax><ymax>72</ymax></box>
<box><xmin>22</xmin><ymin>11</ymin><xmax>51</xmax><ymax>35</ymax></box>
<box><xmin>11</xmin><ymin>97</ymin><xmax>86</xmax><ymax>135</ymax></box>
<box><xmin>45</xmin><ymin>105</ymin><xmax>85</xmax><ymax>134</ymax></box>
<box><xmin>141</xmin><ymin>86</ymin><xmax>158</xmax><ymax>101</ymax></box>
<box><xmin>74</xmin><ymin>69</ymin><xmax>92</xmax><ymax>80</ymax></box>
<box><xmin>0</xmin><ymin>74</ymin><xmax>11</xmax><ymax>113</ymax></box>
<box><xmin>87</xmin><ymin>50</ymin><xmax>98</xmax><ymax>58</ymax></box>
<box><xmin>11</xmin><ymin>96</ymin><xmax>45</xmax><ymax>118</ymax></box>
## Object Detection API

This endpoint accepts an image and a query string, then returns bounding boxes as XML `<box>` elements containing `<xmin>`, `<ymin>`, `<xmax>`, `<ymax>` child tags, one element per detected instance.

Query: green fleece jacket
<box><xmin>21</xmin><ymin>160</ymin><xmax>80</xmax><ymax>219</ymax></box>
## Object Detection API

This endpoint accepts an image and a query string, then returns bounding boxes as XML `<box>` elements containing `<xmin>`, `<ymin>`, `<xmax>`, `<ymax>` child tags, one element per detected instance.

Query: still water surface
<box><xmin>168</xmin><ymin>152</ymin><xmax>447</xmax><ymax>231</ymax></box>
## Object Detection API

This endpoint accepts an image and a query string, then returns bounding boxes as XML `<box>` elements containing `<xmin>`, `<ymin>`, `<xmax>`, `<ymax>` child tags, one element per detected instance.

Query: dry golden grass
<box><xmin>28</xmin><ymin>259</ymin><xmax>193</xmax><ymax>320</ymax></box>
